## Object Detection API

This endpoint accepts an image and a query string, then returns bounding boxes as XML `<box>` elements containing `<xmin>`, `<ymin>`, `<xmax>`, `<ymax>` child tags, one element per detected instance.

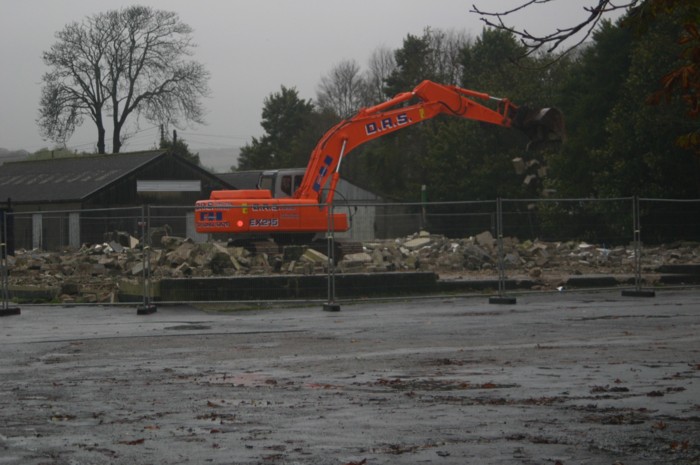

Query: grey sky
<box><xmin>0</xmin><ymin>0</ymin><xmax>618</xmax><ymax>154</ymax></box>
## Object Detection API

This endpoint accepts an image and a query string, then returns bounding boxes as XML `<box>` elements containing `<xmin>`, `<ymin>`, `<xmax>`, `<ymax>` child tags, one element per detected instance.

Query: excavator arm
<box><xmin>195</xmin><ymin>80</ymin><xmax>564</xmax><ymax>236</ymax></box>
<box><xmin>297</xmin><ymin>80</ymin><xmax>549</xmax><ymax>204</ymax></box>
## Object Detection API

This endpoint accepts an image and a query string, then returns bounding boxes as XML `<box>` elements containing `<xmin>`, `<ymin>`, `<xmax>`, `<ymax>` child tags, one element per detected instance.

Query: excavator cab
<box><xmin>511</xmin><ymin>105</ymin><xmax>566</xmax><ymax>151</ymax></box>
<box><xmin>258</xmin><ymin>169</ymin><xmax>305</xmax><ymax>198</ymax></box>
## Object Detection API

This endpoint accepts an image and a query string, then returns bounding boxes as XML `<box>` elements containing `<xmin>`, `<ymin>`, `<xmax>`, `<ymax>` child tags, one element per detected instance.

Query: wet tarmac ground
<box><xmin>0</xmin><ymin>289</ymin><xmax>699</xmax><ymax>464</ymax></box>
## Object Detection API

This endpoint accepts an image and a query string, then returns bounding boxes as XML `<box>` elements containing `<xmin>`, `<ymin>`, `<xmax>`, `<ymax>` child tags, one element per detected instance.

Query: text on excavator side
<box><xmin>365</xmin><ymin>113</ymin><xmax>410</xmax><ymax>135</ymax></box>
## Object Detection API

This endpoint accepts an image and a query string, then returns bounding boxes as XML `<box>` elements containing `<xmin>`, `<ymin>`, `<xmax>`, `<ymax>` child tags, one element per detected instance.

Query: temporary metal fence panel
<box><xmin>147</xmin><ymin>205</ymin><xmax>201</xmax><ymax>244</ymax></box>
<box><xmin>8</xmin><ymin>214</ymin><xmax>32</xmax><ymax>251</ymax></box>
<box><xmin>639</xmin><ymin>198</ymin><xmax>700</xmax><ymax>288</ymax></box>
<box><xmin>144</xmin><ymin>203</ymin><xmax>334</xmax><ymax>305</ymax></box>
<box><xmin>639</xmin><ymin>198</ymin><xmax>700</xmax><ymax>244</ymax></box>
<box><xmin>2</xmin><ymin>199</ymin><xmax>699</xmax><ymax>307</ymax></box>
<box><xmin>8</xmin><ymin>207</ymin><xmax>143</xmax><ymax>251</ymax></box>
<box><xmin>501</xmin><ymin>197</ymin><xmax>634</xmax><ymax>244</ymax></box>
<box><xmin>79</xmin><ymin>207</ymin><xmax>144</xmax><ymax>247</ymax></box>
<box><xmin>500</xmin><ymin>197</ymin><xmax>637</xmax><ymax>292</ymax></box>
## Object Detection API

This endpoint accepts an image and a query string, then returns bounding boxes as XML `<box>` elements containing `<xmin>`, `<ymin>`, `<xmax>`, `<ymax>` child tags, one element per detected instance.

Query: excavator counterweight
<box><xmin>195</xmin><ymin>80</ymin><xmax>564</xmax><ymax>236</ymax></box>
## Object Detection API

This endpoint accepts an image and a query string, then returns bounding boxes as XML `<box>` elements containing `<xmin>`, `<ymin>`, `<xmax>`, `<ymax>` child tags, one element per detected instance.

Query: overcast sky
<box><xmin>0</xmin><ymin>0</ymin><xmax>621</xmax><ymax>156</ymax></box>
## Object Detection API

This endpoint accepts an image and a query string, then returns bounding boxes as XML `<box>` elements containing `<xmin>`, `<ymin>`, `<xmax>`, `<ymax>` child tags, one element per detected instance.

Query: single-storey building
<box><xmin>0</xmin><ymin>150</ymin><xmax>231</xmax><ymax>251</ymax></box>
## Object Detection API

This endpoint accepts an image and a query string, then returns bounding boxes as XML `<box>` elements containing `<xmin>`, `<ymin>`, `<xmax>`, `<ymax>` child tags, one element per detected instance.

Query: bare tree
<box><xmin>316</xmin><ymin>60</ymin><xmax>367</xmax><ymax>118</ymax></box>
<box><xmin>424</xmin><ymin>28</ymin><xmax>471</xmax><ymax>85</ymax></box>
<box><xmin>364</xmin><ymin>46</ymin><xmax>396</xmax><ymax>104</ymax></box>
<box><xmin>471</xmin><ymin>0</ymin><xmax>639</xmax><ymax>57</ymax></box>
<box><xmin>39</xmin><ymin>6</ymin><xmax>210</xmax><ymax>154</ymax></box>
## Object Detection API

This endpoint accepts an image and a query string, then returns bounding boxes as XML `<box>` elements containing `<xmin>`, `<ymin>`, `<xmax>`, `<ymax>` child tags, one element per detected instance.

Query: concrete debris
<box><xmin>342</xmin><ymin>252</ymin><xmax>372</xmax><ymax>264</ymax></box>
<box><xmin>300</xmin><ymin>248</ymin><xmax>327</xmax><ymax>264</ymax></box>
<box><xmin>403</xmin><ymin>237</ymin><xmax>431</xmax><ymax>250</ymax></box>
<box><xmin>474</xmin><ymin>231</ymin><xmax>495</xmax><ymax>249</ymax></box>
<box><xmin>4</xmin><ymin>231</ymin><xmax>700</xmax><ymax>303</ymax></box>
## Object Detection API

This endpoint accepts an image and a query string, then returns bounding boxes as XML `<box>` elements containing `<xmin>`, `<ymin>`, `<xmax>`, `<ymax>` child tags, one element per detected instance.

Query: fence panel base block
<box><xmin>137</xmin><ymin>304</ymin><xmax>158</xmax><ymax>315</ymax></box>
<box><xmin>323</xmin><ymin>303</ymin><xmax>341</xmax><ymax>312</ymax></box>
<box><xmin>621</xmin><ymin>289</ymin><xmax>656</xmax><ymax>298</ymax></box>
<box><xmin>0</xmin><ymin>307</ymin><xmax>21</xmax><ymax>317</ymax></box>
<box><xmin>489</xmin><ymin>296</ymin><xmax>517</xmax><ymax>305</ymax></box>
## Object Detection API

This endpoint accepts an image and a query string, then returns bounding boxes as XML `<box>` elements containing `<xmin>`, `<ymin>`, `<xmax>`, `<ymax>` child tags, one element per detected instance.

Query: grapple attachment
<box><xmin>512</xmin><ymin>106</ymin><xmax>566</xmax><ymax>150</ymax></box>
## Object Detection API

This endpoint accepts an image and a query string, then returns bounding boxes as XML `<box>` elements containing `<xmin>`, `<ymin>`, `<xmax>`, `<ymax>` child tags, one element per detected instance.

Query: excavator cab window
<box><xmin>258</xmin><ymin>174</ymin><xmax>274</xmax><ymax>192</ymax></box>
<box><xmin>280</xmin><ymin>175</ymin><xmax>293</xmax><ymax>196</ymax></box>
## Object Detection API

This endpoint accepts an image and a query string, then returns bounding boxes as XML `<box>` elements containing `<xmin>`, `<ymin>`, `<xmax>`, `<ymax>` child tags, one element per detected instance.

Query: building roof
<box><xmin>215</xmin><ymin>171</ymin><xmax>261</xmax><ymax>190</ymax></box>
<box><xmin>0</xmin><ymin>150</ymin><xmax>169</xmax><ymax>204</ymax></box>
<box><xmin>215</xmin><ymin>169</ymin><xmax>382</xmax><ymax>202</ymax></box>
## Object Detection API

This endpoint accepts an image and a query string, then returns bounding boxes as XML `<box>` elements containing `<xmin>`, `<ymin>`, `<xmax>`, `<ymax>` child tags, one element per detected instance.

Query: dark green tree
<box><xmin>236</xmin><ymin>135</ymin><xmax>272</xmax><ymax>171</ymax></box>
<box><xmin>473</xmin><ymin>0</ymin><xmax>700</xmax><ymax>159</ymax></box>
<box><xmin>237</xmin><ymin>86</ymin><xmax>315</xmax><ymax>170</ymax></box>
<box><xmin>643</xmin><ymin>1</ymin><xmax>700</xmax><ymax>154</ymax></box>
<box><xmin>159</xmin><ymin>131</ymin><xmax>200</xmax><ymax>166</ymax></box>
<box><xmin>384</xmin><ymin>33</ymin><xmax>432</xmax><ymax>97</ymax></box>
<box><xmin>593</xmin><ymin>6</ymin><xmax>700</xmax><ymax>198</ymax></box>
<box><xmin>545</xmin><ymin>20</ymin><xmax>633</xmax><ymax>197</ymax></box>
<box><xmin>352</xmin><ymin>29</ymin><xmax>469</xmax><ymax>200</ymax></box>
<box><xmin>385</xmin><ymin>28</ymin><xmax>467</xmax><ymax>96</ymax></box>
<box><xmin>460</xmin><ymin>28</ymin><xmax>535</xmax><ymax>96</ymax></box>
<box><xmin>418</xmin><ymin>29</ymin><xmax>557</xmax><ymax>202</ymax></box>
<box><xmin>535</xmin><ymin>4</ymin><xmax>700</xmax><ymax>244</ymax></box>
<box><xmin>342</xmin><ymin>34</ymin><xmax>429</xmax><ymax>198</ymax></box>
<box><xmin>422</xmin><ymin>119</ymin><xmax>523</xmax><ymax>201</ymax></box>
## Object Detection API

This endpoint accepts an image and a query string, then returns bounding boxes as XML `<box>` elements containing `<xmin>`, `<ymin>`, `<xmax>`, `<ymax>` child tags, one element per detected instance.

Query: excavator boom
<box><xmin>195</xmin><ymin>80</ymin><xmax>564</xmax><ymax>236</ymax></box>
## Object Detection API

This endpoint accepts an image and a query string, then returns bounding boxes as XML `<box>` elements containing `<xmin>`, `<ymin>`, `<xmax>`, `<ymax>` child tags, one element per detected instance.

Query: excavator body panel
<box><xmin>195</xmin><ymin>194</ymin><xmax>349</xmax><ymax>235</ymax></box>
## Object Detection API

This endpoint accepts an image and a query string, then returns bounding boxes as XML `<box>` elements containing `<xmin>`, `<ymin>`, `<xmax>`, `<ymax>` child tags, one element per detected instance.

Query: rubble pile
<box><xmin>4</xmin><ymin>231</ymin><xmax>699</xmax><ymax>303</ymax></box>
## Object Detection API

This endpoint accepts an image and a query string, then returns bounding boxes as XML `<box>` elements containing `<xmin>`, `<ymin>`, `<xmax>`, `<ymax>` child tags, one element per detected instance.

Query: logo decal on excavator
<box><xmin>365</xmin><ymin>113</ymin><xmax>410</xmax><ymax>135</ymax></box>
<box><xmin>250</xmin><ymin>218</ymin><xmax>279</xmax><ymax>228</ymax></box>
<box><xmin>312</xmin><ymin>155</ymin><xmax>334</xmax><ymax>193</ymax></box>
<box><xmin>199</xmin><ymin>211</ymin><xmax>223</xmax><ymax>221</ymax></box>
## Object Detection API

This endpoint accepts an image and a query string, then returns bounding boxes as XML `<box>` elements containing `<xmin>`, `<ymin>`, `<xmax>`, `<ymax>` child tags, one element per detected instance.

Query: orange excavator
<box><xmin>195</xmin><ymin>80</ymin><xmax>564</xmax><ymax>237</ymax></box>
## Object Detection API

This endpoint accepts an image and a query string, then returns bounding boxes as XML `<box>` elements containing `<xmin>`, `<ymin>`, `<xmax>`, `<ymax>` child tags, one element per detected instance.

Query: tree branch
<box><xmin>470</xmin><ymin>1</ymin><xmax>639</xmax><ymax>57</ymax></box>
